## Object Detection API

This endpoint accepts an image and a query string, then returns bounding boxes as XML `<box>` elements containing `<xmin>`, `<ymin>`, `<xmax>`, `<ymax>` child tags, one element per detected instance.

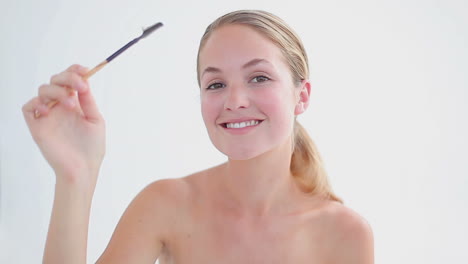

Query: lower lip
<box><xmin>221</xmin><ymin>122</ymin><xmax>262</xmax><ymax>135</ymax></box>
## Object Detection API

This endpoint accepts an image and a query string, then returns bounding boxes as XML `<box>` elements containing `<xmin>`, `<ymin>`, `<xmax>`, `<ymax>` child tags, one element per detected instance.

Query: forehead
<box><xmin>198</xmin><ymin>24</ymin><xmax>286</xmax><ymax>69</ymax></box>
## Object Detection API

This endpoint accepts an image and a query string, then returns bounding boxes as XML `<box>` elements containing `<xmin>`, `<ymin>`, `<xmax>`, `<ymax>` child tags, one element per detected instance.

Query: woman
<box><xmin>23</xmin><ymin>10</ymin><xmax>373</xmax><ymax>263</ymax></box>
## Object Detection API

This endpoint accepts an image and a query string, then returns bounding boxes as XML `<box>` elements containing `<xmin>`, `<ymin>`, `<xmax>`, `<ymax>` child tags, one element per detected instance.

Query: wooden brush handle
<box><xmin>84</xmin><ymin>60</ymin><xmax>107</xmax><ymax>79</ymax></box>
<box><xmin>34</xmin><ymin>61</ymin><xmax>108</xmax><ymax>118</ymax></box>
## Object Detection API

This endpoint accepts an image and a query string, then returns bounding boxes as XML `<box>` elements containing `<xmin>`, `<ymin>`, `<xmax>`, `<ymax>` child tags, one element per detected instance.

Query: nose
<box><xmin>224</xmin><ymin>84</ymin><xmax>250</xmax><ymax>110</ymax></box>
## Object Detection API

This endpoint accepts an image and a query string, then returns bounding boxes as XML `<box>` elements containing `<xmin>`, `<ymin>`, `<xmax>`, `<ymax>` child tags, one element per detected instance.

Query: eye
<box><xmin>206</xmin><ymin>82</ymin><xmax>226</xmax><ymax>90</ymax></box>
<box><xmin>251</xmin><ymin>75</ymin><xmax>270</xmax><ymax>83</ymax></box>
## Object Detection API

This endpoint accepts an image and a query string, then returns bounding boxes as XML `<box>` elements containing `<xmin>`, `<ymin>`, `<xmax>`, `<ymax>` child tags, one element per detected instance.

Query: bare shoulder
<box><xmin>143</xmin><ymin>165</ymin><xmax>215</xmax><ymax>201</ymax></box>
<box><xmin>143</xmin><ymin>177</ymin><xmax>192</xmax><ymax>203</ymax></box>
<box><xmin>312</xmin><ymin>201</ymin><xmax>374</xmax><ymax>263</ymax></box>
<box><xmin>96</xmin><ymin>172</ymin><xmax>205</xmax><ymax>263</ymax></box>
<box><xmin>140</xmin><ymin>166</ymin><xmax>215</xmax><ymax>213</ymax></box>
<box><xmin>319</xmin><ymin>201</ymin><xmax>373</xmax><ymax>238</ymax></box>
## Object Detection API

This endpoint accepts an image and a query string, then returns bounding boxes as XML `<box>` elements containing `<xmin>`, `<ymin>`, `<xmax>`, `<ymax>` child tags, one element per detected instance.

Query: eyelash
<box><xmin>206</xmin><ymin>82</ymin><xmax>226</xmax><ymax>90</ymax></box>
<box><xmin>205</xmin><ymin>75</ymin><xmax>271</xmax><ymax>90</ymax></box>
<box><xmin>251</xmin><ymin>75</ymin><xmax>270</xmax><ymax>83</ymax></box>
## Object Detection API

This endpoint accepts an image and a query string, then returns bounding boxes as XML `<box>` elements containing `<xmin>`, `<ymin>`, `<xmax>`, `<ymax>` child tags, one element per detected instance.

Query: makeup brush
<box><xmin>35</xmin><ymin>22</ymin><xmax>164</xmax><ymax>118</ymax></box>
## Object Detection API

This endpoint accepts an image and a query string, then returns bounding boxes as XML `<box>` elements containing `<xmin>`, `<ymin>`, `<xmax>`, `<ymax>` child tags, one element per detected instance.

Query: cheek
<box><xmin>257</xmin><ymin>87</ymin><xmax>296</xmax><ymax>122</ymax></box>
<box><xmin>200</xmin><ymin>94</ymin><xmax>221</xmax><ymax>125</ymax></box>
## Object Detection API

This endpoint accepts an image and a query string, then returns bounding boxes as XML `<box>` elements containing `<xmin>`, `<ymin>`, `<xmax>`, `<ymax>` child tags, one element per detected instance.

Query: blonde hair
<box><xmin>197</xmin><ymin>10</ymin><xmax>342</xmax><ymax>203</ymax></box>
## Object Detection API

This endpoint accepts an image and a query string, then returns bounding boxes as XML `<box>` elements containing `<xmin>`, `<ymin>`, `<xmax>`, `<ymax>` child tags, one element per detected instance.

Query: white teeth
<box><xmin>226</xmin><ymin>120</ymin><xmax>259</xmax><ymax>129</ymax></box>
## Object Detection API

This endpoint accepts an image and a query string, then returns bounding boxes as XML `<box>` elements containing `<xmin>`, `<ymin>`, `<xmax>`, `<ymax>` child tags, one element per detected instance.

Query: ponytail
<box><xmin>291</xmin><ymin>121</ymin><xmax>343</xmax><ymax>203</ymax></box>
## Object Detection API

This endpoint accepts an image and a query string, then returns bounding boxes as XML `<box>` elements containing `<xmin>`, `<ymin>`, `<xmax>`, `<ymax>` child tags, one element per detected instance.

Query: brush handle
<box><xmin>84</xmin><ymin>60</ymin><xmax>107</xmax><ymax>79</ymax></box>
<box><xmin>34</xmin><ymin>60</ymin><xmax>108</xmax><ymax>118</ymax></box>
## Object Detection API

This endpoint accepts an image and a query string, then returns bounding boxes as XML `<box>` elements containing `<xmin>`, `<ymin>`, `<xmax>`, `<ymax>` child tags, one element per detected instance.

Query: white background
<box><xmin>1</xmin><ymin>0</ymin><xmax>467</xmax><ymax>263</ymax></box>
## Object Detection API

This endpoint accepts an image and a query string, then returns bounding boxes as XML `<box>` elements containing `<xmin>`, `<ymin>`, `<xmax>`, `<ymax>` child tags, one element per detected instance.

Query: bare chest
<box><xmin>159</xmin><ymin>207</ymin><xmax>329</xmax><ymax>264</ymax></box>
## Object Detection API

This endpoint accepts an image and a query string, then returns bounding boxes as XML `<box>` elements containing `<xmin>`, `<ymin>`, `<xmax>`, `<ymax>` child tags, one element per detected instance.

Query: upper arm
<box><xmin>96</xmin><ymin>179</ymin><xmax>183</xmax><ymax>264</ymax></box>
<box><xmin>328</xmin><ymin>205</ymin><xmax>374</xmax><ymax>264</ymax></box>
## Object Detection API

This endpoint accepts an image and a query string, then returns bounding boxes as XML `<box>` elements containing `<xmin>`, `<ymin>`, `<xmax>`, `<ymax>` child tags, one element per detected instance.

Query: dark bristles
<box><xmin>105</xmin><ymin>21</ymin><xmax>163</xmax><ymax>62</ymax></box>
<box><xmin>141</xmin><ymin>22</ymin><xmax>164</xmax><ymax>38</ymax></box>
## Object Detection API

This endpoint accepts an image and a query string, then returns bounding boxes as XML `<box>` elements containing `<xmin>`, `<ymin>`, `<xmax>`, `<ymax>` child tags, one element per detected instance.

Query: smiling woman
<box><xmin>22</xmin><ymin>9</ymin><xmax>373</xmax><ymax>264</ymax></box>
<box><xmin>197</xmin><ymin>11</ymin><xmax>344</xmax><ymax>200</ymax></box>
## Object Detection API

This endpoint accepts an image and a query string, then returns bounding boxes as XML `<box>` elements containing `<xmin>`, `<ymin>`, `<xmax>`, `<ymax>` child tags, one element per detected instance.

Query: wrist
<box><xmin>55</xmin><ymin>167</ymin><xmax>99</xmax><ymax>196</ymax></box>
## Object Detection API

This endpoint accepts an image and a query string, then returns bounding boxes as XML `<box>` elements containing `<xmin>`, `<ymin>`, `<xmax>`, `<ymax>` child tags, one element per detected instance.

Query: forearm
<box><xmin>43</xmin><ymin>176</ymin><xmax>97</xmax><ymax>264</ymax></box>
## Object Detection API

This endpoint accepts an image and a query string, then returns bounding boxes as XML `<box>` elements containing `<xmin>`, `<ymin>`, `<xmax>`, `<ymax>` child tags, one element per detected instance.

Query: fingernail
<box><xmin>79</xmin><ymin>66</ymin><xmax>89</xmax><ymax>76</ymax></box>
<box><xmin>34</xmin><ymin>109</ymin><xmax>41</xmax><ymax>118</ymax></box>
<box><xmin>80</xmin><ymin>65</ymin><xmax>89</xmax><ymax>72</ymax></box>
<box><xmin>34</xmin><ymin>104</ymin><xmax>48</xmax><ymax>118</ymax></box>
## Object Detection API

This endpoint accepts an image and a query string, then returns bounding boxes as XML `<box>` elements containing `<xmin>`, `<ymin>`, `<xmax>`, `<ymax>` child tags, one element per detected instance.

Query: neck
<box><xmin>216</xmin><ymin>137</ymin><xmax>302</xmax><ymax>217</ymax></box>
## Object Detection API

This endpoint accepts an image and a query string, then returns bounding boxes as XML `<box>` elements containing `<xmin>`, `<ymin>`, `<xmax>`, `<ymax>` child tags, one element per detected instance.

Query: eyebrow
<box><xmin>201</xmin><ymin>58</ymin><xmax>271</xmax><ymax>78</ymax></box>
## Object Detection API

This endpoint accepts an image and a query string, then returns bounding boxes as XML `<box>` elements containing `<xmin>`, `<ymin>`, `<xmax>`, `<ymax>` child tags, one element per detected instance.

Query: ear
<box><xmin>294</xmin><ymin>80</ymin><xmax>311</xmax><ymax>115</ymax></box>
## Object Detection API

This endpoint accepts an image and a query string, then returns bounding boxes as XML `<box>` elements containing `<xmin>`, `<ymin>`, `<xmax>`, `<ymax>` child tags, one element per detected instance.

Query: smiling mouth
<box><xmin>221</xmin><ymin>120</ymin><xmax>263</xmax><ymax>129</ymax></box>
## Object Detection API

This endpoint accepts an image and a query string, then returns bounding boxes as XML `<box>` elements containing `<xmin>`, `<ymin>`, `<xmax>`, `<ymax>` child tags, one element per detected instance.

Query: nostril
<box><xmin>224</xmin><ymin>105</ymin><xmax>247</xmax><ymax>111</ymax></box>
<box><xmin>224</xmin><ymin>93</ymin><xmax>250</xmax><ymax>110</ymax></box>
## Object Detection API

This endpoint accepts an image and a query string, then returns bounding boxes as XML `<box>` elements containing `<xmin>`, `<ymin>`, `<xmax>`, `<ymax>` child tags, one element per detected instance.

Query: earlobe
<box><xmin>295</xmin><ymin>102</ymin><xmax>305</xmax><ymax>115</ymax></box>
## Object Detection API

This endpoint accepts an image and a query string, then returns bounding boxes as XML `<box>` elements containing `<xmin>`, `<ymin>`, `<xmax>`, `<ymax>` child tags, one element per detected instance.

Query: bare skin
<box><xmin>23</xmin><ymin>23</ymin><xmax>373</xmax><ymax>264</ymax></box>
<box><xmin>165</xmin><ymin>171</ymin><xmax>373</xmax><ymax>264</ymax></box>
<box><xmin>96</xmin><ymin>164</ymin><xmax>373</xmax><ymax>264</ymax></box>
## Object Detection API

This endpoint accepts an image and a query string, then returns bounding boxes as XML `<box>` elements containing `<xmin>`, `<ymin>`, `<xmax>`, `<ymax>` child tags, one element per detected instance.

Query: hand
<box><xmin>22</xmin><ymin>64</ymin><xmax>106</xmax><ymax>185</ymax></box>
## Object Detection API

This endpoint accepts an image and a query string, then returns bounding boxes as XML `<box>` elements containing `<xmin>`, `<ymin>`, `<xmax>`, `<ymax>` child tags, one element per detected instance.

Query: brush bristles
<box><xmin>141</xmin><ymin>22</ymin><xmax>163</xmax><ymax>38</ymax></box>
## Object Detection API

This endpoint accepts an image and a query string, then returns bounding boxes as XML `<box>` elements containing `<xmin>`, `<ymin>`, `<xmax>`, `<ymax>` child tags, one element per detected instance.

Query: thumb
<box><xmin>73</xmin><ymin>65</ymin><xmax>102</xmax><ymax>121</ymax></box>
<box><xmin>77</xmin><ymin>81</ymin><xmax>102</xmax><ymax>122</ymax></box>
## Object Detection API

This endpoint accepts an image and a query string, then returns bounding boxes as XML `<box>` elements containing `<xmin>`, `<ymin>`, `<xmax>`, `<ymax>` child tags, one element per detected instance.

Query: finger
<box><xmin>50</xmin><ymin>71</ymin><xmax>87</xmax><ymax>93</ymax></box>
<box><xmin>22</xmin><ymin>97</ymin><xmax>49</xmax><ymax>121</ymax></box>
<box><xmin>66</xmin><ymin>64</ymin><xmax>90</xmax><ymax>76</ymax></box>
<box><xmin>63</xmin><ymin>66</ymin><xmax>101</xmax><ymax>120</ymax></box>
<box><xmin>38</xmin><ymin>83</ymin><xmax>76</xmax><ymax>107</ymax></box>
<box><xmin>77</xmin><ymin>86</ymin><xmax>101</xmax><ymax>122</ymax></box>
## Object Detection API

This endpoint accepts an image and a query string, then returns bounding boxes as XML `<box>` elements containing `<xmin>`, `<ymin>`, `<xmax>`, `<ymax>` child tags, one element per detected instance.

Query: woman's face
<box><xmin>198</xmin><ymin>24</ymin><xmax>309</xmax><ymax>160</ymax></box>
